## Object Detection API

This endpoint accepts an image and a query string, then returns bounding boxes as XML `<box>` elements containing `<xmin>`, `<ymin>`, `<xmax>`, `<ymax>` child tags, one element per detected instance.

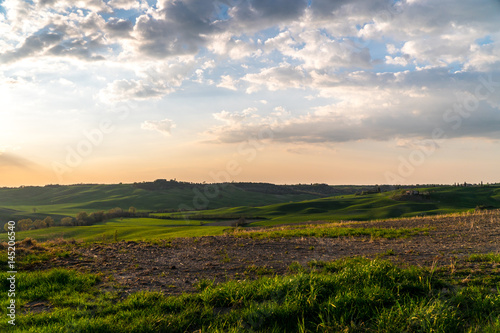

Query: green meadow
<box><xmin>1</xmin><ymin>183</ymin><xmax>500</xmax><ymax>332</ymax></box>
<box><xmin>0</xmin><ymin>183</ymin><xmax>316</xmax><ymax>222</ymax></box>
<box><xmin>157</xmin><ymin>185</ymin><xmax>500</xmax><ymax>226</ymax></box>
<box><xmin>1</xmin><ymin>257</ymin><xmax>498</xmax><ymax>332</ymax></box>
<box><xmin>4</xmin><ymin>184</ymin><xmax>500</xmax><ymax>242</ymax></box>
<box><xmin>11</xmin><ymin>218</ymin><xmax>228</xmax><ymax>242</ymax></box>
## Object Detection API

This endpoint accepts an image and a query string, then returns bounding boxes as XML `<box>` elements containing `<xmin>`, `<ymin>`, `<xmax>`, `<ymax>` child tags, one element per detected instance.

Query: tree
<box><xmin>18</xmin><ymin>218</ymin><xmax>34</xmax><ymax>231</ymax></box>
<box><xmin>33</xmin><ymin>219</ymin><xmax>47</xmax><ymax>229</ymax></box>
<box><xmin>76</xmin><ymin>212</ymin><xmax>89</xmax><ymax>225</ymax></box>
<box><xmin>61</xmin><ymin>217</ymin><xmax>74</xmax><ymax>226</ymax></box>
<box><xmin>3</xmin><ymin>223</ymin><xmax>12</xmax><ymax>232</ymax></box>
<box><xmin>128</xmin><ymin>206</ymin><xmax>137</xmax><ymax>215</ymax></box>
<box><xmin>43</xmin><ymin>216</ymin><xmax>54</xmax><ymax>227</ymax></box>
<box><xmin>89</xmin><ymin>211</ymin><xmax>104</xmax><ymax>223</ymax></box>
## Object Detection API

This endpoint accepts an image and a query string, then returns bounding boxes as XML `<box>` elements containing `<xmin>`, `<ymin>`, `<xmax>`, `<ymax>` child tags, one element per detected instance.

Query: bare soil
<box><xmin>25</xmin><ymin>212</ymin><xmax>500</xmax><ymax>297</ymax></box>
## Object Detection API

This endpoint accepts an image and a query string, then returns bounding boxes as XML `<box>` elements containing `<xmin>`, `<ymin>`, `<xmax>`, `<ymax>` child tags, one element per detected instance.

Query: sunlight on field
<box><xmin>14</xmin><ymin>218</ymin><xmax>228</xmax><ymax>242</ymax></box>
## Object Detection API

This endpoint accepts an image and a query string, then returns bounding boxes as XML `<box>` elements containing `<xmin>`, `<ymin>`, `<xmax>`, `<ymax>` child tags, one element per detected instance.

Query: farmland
<box><xmin>0</xmin><ymin>183</ymin><xmax>499</xmax><ymax>332</ymax></box>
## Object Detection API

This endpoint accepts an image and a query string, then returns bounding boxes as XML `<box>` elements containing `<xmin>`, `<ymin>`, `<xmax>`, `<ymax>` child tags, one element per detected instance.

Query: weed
<box><xmin>244</xmin><ymin>265</ymin><xmax>274</xmax><ymax>276</ymax></box>
<box><xmin>219</xmin><ymin>248</ymin><xmax>231</xmax><ymax>263</ymax></box>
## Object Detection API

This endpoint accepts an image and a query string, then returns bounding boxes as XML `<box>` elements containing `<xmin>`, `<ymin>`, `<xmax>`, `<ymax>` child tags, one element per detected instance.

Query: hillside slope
<box><xmin>162</xmin><ymin>185</ymin><xmax>500</xmax><ymax>225</ymax></box>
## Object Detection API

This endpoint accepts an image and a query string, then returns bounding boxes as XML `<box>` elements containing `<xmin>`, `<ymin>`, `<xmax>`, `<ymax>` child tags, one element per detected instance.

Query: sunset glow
<box><xmin>1</xmin><ymin>0</ymin><xmax>499</xmax><ymax>187</ymax></box>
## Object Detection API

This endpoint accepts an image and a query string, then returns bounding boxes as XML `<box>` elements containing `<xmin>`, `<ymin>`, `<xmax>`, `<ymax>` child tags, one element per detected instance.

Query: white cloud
<box><xmin>99</xmin><ymin>78</ymin><xmax>172</xmax><ymax>102</ymax></box>
<box><xmin>97</xmin><ymin>58</ymin><xmax>198</xmax><ymax>101</ymax></box>
<box><xmin>385</xmin><ymin>55</ymin><xmax>409</xmax><ymax>66</ymax></box>
<box><xmin>213</xmin><ymin>107</ymin><xmax>257</xmax><ymax>125</ymax></box>
<box><xmin>216</xmin><ymin>75</ymin><xmax>238</xmax><ymax>91</ymax></box>
<box><xmin>141</xmin><ymin>118</ymin><xmax>176</xmax><ymax>136</ymax></box>
<box><xmin>243</xmin><ymin>63</ymin><xmax>307</xmax><ymax>93</ymax></box>
<box><xmin>108</xmin><ymin>0</ymin><xmax>147</xmax><ymax>10</ymax></box>
<box><xmin>206</xmin><ymin>68</ymin><xmax>500</xmax><ymax>144</ymax></box>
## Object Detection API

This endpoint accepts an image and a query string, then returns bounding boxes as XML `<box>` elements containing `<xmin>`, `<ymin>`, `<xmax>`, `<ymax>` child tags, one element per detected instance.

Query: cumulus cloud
<box><xmin>108</xmin><ymin>0</ymin><xmax>147</xmax><ymax>10</ymax></box>
<box><xmin>1</xmin><ymin>0</ymin><xmax>500</xmax><ymax>145</ymax></box>
<box><xmin>207</xmin><ymin>68</ymin><xmax>500</xmax><ymax>144</ymax></box>
<box><xmin>99</xmin><ymin>79</ymin><xmax>173</xmax><ymax>102</ymax></box>
<box><xmin>216</xmin><ymin>75</ymin><xmax>238</xmax><ymax>90</ymax></box>
<box><xmin>98</xmin><ymin>58</ymin><xmax>198</xmax><ymax>101</ymax></box>
<box><xmin>141</xmin><ymin>118</ymin><xmax>176</xmax><ymax>136</ymax></box>
<box><xmin>228</xmin><ymin>0</ymin><xmax>308</xmax><ymax>31</ymax></box>
<box><xmin>243</xmin><ymin>63</ymin><xmax>308</xmax><ymax>93</ymax></box>
<box><xmin>131</xmin><ymin>0</ymin><xmax>219</xmax><ymax>58</ymax></box>
<box><xmin>213</xmin><ymin>107</ymin><xmax>257</xmax><ymax>125</ymax></box>
<box><xmin>0</xmin><ymin>4</ymin><xmax>110</xmax><ymax>64</ymax></box>
<box><xmin>105</xmin><ymin>18</ymin><xmax>134</xmax><ymax>39</ymax></box>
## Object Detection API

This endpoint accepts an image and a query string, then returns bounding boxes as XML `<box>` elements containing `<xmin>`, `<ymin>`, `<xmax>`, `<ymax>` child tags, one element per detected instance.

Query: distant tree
<box><xmin>76</xmin><ymin>212</ymin><xmax>89</xmax><ymax>225</ymax></box>
<box><xmin>106</xmin><ymin>207</ymin><xmax>124</xmax><ymax>219</ymax></box>
<box><xmin>32</xmin><ymin>207</ymin><xmax>37</xmax><ymax>213</ymax></box>
<box><xmin>33</xmin><ymin>219</ymin><xmax>47</xmax><ymax>229</ymax></box>
<box><xmin>76</xmin><ymin>211</ymin><xmax>88</xmax><ymax>221</ymax></box>
<box><xmin>61</xmin><ymin>217</ymin><xmax>74</xmax><ymax>226</ymax></box>
<box><xmin>43</xmin><ymin>216</ymin><xmax>54</xmax><ymax>227</ymax></box>
<box><xmin>18</xmin><ymin>218</ymin><xmax>34</xmax><ymax>231</ymax></box>
<box><xmin>128</xmin><ymin>206</ymin><xmax>137</xmax><ymax>215</ymax></box>
<box><xmin>89</xmin><ymin>211</ymin><xmax>104</xmax><ymax>223</ymax></box>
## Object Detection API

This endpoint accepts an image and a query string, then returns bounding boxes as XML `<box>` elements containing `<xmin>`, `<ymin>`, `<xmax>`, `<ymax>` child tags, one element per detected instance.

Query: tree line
<box><xmin>3</xmin><ymin>207</ymin><xmax>144</xmax><ymax>232</ymax></box>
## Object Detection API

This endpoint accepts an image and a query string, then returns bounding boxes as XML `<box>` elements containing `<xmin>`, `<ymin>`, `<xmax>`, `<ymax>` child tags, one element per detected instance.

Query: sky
<box><xmin>0</xmin><ymin>0</ymin><xmax>499</xmax><ymax>187</ymax></box>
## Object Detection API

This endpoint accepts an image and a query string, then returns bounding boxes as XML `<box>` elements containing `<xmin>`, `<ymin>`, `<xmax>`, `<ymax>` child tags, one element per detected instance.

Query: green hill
<box><xmin>159</xmin><ymin>185</ymin><xmax>500</xmax><ymax>226</ymax></box>
<box><xmin>0</xmin><ymin>181</ymin><xmax>406</xmax><ymax>222</ymax></box>
<box><xmin>5</xmin><ymin>184</ymin><xmax>500</xmax><ymax>242</ymax></box>
<box><xmin>0</xmin><ymin>181</ymin><xmax>348</xmax><ymax>222</ymax></box>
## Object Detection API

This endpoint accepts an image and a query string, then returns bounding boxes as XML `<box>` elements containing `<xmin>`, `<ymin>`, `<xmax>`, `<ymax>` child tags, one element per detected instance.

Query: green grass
<box><xmin>3</xmin><ymin>184</ymin><xmax>500</xmax><ymax>231</ymax></box>
<box><xmin>163</xmin><ymin>185</ymin><xmax>500</xmax><ymax>226</ymax></box>
<box><xmin>1</xmin><ymin>258</ymin><xmax>498</xmax><ymax>332</ymax></box>
<box><xmin>4</xmin><ymin>185</ymin><xmax>500</xmax><ymax>243</ymax></box>
<box><xmin>468</xmin><ymin>253</ymin><xmax>500</xmax><ymax>263</ymax></box>
<box><xmin>229</xmin><ymin>225</ymin><xmax>429</xmax><ymax>239</ymax></box>
<box><xmin>0</xmin><ymin>183</ymin><xmax>317</xmax><ymax>221</ymax></box>
<box><xmin>12</xmin><ymin>218</ymin><xmax>229</xmax><ymax>242</ymax></box>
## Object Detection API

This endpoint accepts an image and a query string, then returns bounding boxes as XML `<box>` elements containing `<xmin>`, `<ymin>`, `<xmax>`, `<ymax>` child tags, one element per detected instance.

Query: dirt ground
<box><xmin>27</xmin><ymin>212</ymin><xmax>500</xmax><ymax>297</ymax></box>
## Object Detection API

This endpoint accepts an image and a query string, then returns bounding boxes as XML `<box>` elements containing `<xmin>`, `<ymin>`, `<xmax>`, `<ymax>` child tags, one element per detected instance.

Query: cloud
<box><xmin>105</xmin><ymin>18</ymin><xmax>134</xmax><ymax>39</ymax></box>
<box><xmin>216</xmin><ymin>75</ymin><xmax>238</xmax><ymax>90</ymax></box>
<box><xmin>141</xmin><ymin>118</ymin><xmax>176</xmax><ymax>136</ymax></box>
<box><xmin>1</xmin><ymin>0</ymin><xmax>500</xmax><ymax>142</ymax></box>
<box><xmin>108</xmin><ymin>0</ymin><xmax>147</xmax><ymax>10</ymax></box>
<box><xmin>0</xmin><ymin>6</ymin><xmax>110</xmax><ymax>64</ymax></box>
<box><xmin>99</xmin><ymin>79</ymin><xmax>173</xmax><ymax>102</ymax></box>
<box><xmin>283</xmin><ymin>30</ymin><xmax>373</xmax><ymax>70</ymax></box>
<box><xmin>98</xmin><ymin>58</ymin><xmax>198</xmax><ymax>101</ymax></box>
<box><xmin>0</xmin><ymin>30</ymin><xmax>63</xmax><ymax>63</ymax></box>
<box><xmin>207</xmin><ymin>69</ymin><xmax>500</xmax><ymax>144</ymax></box>
<box><xmin>213</xmin><ymin>107</ymin><xmax>257</xmax><ymax>125</ymax></box>
<box><xmin>0</xmin><ymin>152</ymin><xmax>35</xmax><ymax>169</ymax></box>
<box><xmin>243</xmin><ymin>63</ymin><xmax>307</xmax><ymax>93</ymax></box>
<box><xmin>131</xmin><ymin>0</ymin><xmax>219</xmax><ymax>58</ymax></box>
<box><xmin>35</xmin><ymin>0</ymin><xmax>112</xmax><ymax>13</ymax></box>
<box><xmin>228</xmin><ymin>0</ymin><xmax>308</xmax><ymax>31</ymax></box>
<box><xmin>385</xmin><ymin>55</ymin><xmax>410</xmax><ymax>66</ymax></box>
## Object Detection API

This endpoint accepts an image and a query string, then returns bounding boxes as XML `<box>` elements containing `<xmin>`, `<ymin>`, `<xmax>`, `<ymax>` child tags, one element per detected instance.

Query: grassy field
<box><xmin>160</xmin><ymin>185</ymin><xmax>500</xmax><ymax>226</ymax></box>
<box><xmin>1</xmin><ymin>257</ymin><xmax>498</xmax><ymax>332</ymax></box>
<box><xmin>6</xmin><ymin>185</ymin><xmax>500</xmax><ymax>243</ymax></box>
<box><xmin>0</xmin><ymin>183</ymin><xmax>317</xmax><ymax>222</ymax></box>
<box><xmin>2</xmin><ymin>183</ymin><xmax>500</xmax><ymax>227</ymax></box>
<box><xmin>1</xmin><ymin>209</ymin><xmax>499</xmax><ymax>332</ymax></box>
<box><xmin>12</xmin><ymin>218</ymin><xmax>228</xmax><ymax>242</ymax></box>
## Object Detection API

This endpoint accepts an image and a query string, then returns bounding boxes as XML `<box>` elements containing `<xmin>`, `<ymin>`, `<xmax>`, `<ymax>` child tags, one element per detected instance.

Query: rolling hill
<box><xmin>0</xmin><ymin>180</ymin><xmax>390</xmax><ymax>222</ymax></box>
<box><xmin>157</xmin><ymin>185</ymin><xmax>500</xmax><ymax>226</ymax></box>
